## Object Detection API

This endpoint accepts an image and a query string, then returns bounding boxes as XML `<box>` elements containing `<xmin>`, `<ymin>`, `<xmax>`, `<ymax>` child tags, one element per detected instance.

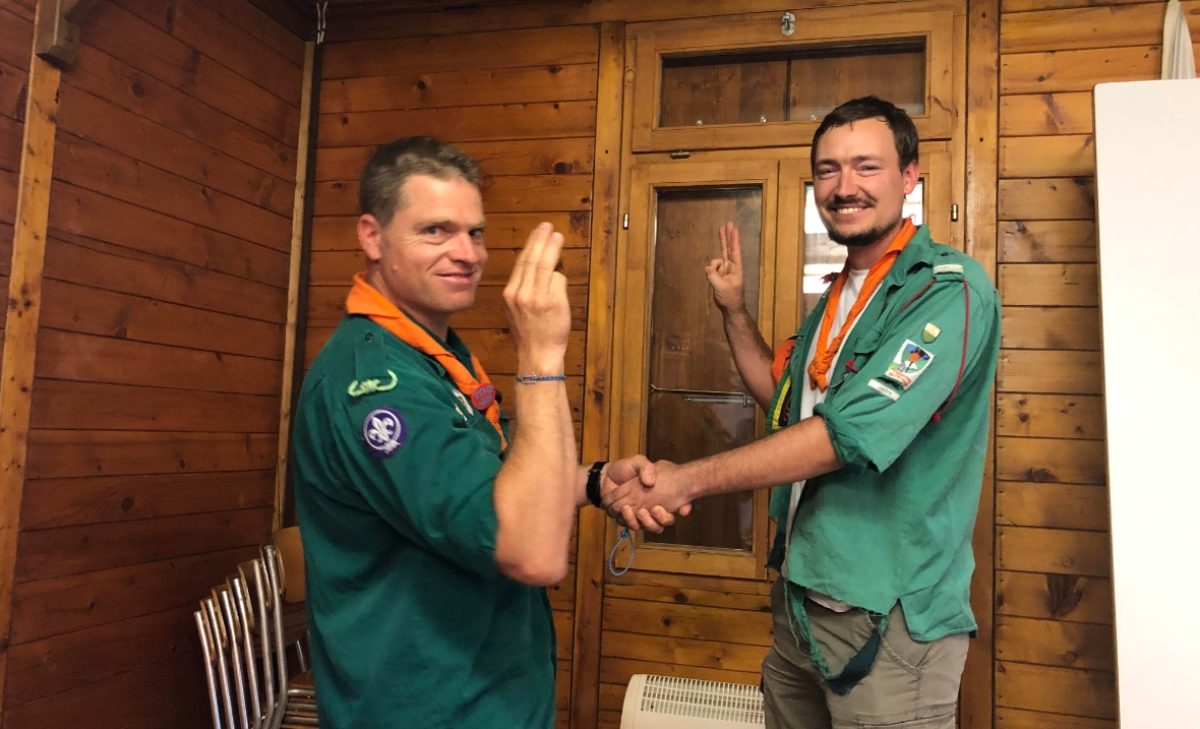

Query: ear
<box><xmin>901</xmin><ymin>161</ymin><xmax>920</xmax><ymax>195</ymax></box>
<box><xmin>357</xmin><ymin>214</ymin><xmax>385</xmax><ymax>262</ymax></box>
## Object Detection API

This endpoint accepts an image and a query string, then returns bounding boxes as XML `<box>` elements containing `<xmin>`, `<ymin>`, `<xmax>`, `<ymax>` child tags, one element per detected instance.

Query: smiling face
<box><xmin>812</xmin><ymin>117</ymin><xmax>919</xmax><ymax>256</ymax></box>
<box><xmin>357</xmin><ymin>173</ymin><xmax>487</xmax><ymax>338</ymax></box>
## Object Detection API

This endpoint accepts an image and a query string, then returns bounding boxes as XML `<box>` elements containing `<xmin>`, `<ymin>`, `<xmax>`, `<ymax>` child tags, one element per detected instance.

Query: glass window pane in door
<box><xmin>644</xmin><ymin>186</ymin><xmax>763</xmax><ymax>550</ymax></box>
<box><xmin>801</xmin><ymin>180</ymin><xmax>923</xmax><ymax>315</ymax></box>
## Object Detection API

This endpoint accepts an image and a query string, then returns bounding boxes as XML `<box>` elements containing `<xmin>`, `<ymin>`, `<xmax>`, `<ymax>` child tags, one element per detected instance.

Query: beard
<box><xmin>821</xmin><ymin>194</ymin><xmax>899</xmax><ymax>248</ymax></box>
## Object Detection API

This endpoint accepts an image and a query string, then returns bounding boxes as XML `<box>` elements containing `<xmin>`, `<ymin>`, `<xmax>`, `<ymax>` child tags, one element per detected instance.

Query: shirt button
<box><xmin>364</xmin><ymin>332</ymin><xmax>373</xmax><ymax>342</ymax></box>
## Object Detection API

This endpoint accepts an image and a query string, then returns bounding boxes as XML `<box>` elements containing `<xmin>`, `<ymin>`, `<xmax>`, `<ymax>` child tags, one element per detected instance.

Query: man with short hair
<box><xmin>605</xmin><ymin>97</ymin><xmax>1001</xmax><ymax>728</ymax></box>
<box><xmin>292</xmin><ymin>136</ymin><xmax>667</xmax><ymax>728</ymax></box>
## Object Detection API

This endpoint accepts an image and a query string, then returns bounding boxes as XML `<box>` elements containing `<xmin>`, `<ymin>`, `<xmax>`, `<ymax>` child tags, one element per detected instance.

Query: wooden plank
<box><xmin>996</xmin><ymin>615</ymin><xmax>1115</xmax><ymax>671</ymax></box>
<box><xmin>68</xmin><ymin>42</ymin><xmax>296</xmax><ymax>181</ymax></box>
<box><xmin>599</xmin><ymin>655</ymin><xmax>761</xmax><ymax>687</ymax></box>
<box><xmin>318</xmin><ymin>101</ymin><xmax>598</xmax><ymax>148</ymax></box>
<box><xmin>327</xmin><ymin>0</ymin><xmax>937</xmax><ymax>41</ymax></box>
<box><xmin>21</xmin><ymin>469</ymin><xmax>273</xmax><ymax>529</ymax></box>
<box><xmin>15</xmin><ymin>506</ymin><xmax>272</xmax><ymax>582</ymax></box>
<box><xmin>601</xmin><ymin>629</ymin><xmax>769</xmax><ymax>673</ymax></box>
<box><xmin>571</xmin><ymin>23</ymin><xmax>620</xmax><ymax>729</ymax></box>
<box><xmin>0</xmin><ymin>6</ymin><xmax>34</xmax><ymax>71</ymax></box>
<box><xmin>999</xmin><ymin>221</ymin><xmax>1095</xmax><ymax>263</ymax></box>
<box><xmin>189</xmin><ymin>0</ymin><xmax>306</xmax><ymax>66</ymax></box>
<box><xmin>963</xmin><ymin>10</ymin><xmax>999</xmax><ymax>723</ymax></box>
<box><xmin>0</xmin><ymin>114</ymin><xmax>19</xmax><ymax>173</ymax></box>
<box><xmin>39</xmin><ymin>278</ymin><xmax>285</xmax><ymax>360</ymax></box>
<box><xmin>1003</xmin><ymin>0</ymin><xmax>1161</xmax><ymax>10</ymax></box>
<box><xmin>49</xmin><ymin>183</ymin><xmax>291</xmax><ymax>288</ymax></box>
<box><xmin>2</xmin><ymin>652</ymin><xmax>211</xmax><ymax>729</ymax></box>
<box><xmin>997</xmin><ymin>481</ymin><xmax>1109</xmax><ymax>532</ymax></box>
<box><xmin>5</xmin><ymin>605</ymin><xmax>196</xmax><ymax>707</ymax></box>
<box><xmin>601</xmin><ymin>597</ymin><xmax>772</xmax><ymax>646</ymax></box>
<box><xmin>314</xmin><ymin>174</ymin><xmax>594</xmax><ymax>216</ymax></box>
<box><xmin>315</xmin><ymin>137</ymin><xmax>597</xmax><ymax>181</ymax></box>
<box><xmin>9</xmin><ymin>545</ymin><xmax>257</xmax><ymax>643</ymax></box>
<box><xmin>275</xmin><ymin>41</ymin><xmax>313</xmax><ymax>532</ymax></box>
<box><xmin>1000</xmin><ymin>45</ymin><xmax>1163</xmax><ymax>94</ymax></box>
<box><xmin>998</xmin><ymin>526</ymin><xmax>1112</xmax><ymax>577</ymax></box>
<box><xmin>1001</xmin><ymin>307</ymin><xmax>1100</xmax><ymax>351</ymax></box>
<box><xmin>996</xmin><ymin>708</ymin><xmax>1115</xmax><ymax>729</ymax></box>
<box><xmin>0</xmin><ymin>40</ymin><xmax>61</xmax><ymax>721</ymax></box>
<box><xmin>996</xmin><ymin>393</ymin><xmax>1104</xmax><ymax>440</ymax></box>
<box><xmin>1000</xmin><ymin>92</ymin><xmax>1093</xmax><ymax>136</ymax></box>
<box><xmin>0</xmin><ymin>58</ymin><xmax>27</xmax><ymax>126</ymax></box>
<box><xmin>999</xmin><ymin>134</ymin><xmax>1094</xmax><ymax>178</ymax></box>
<box><xmin>311</xmin><ymin>211</ymin><xmax>591</xmax><ymax>251</ymax></box>
<box><xmin>604</xmin><ymin>582</ymin><xmax>772</xmax><ymax>612</ymax></box>
<box><xmin>321</xmin><ymin>63</ymin><xmax>598</xmax><ymax>114</ymax></box>
<box><xmin>56</xmin><ymin>84</ymin><xmax>294</xmax><ymax>216</ymax></box>
<box><xmin>999</xmin><ymin>263</ymin><xmax>1097</xmax><ymax>306</ymax></box>
<box><xmin>996</xmin><ymin>436</ymin><xmax>1106</xmax><ymax>485</ymax></box>
<box><xmin>997</xmin><ymin>177</ymin><xmax>1094</xmax><ymax>219</ymax></box>
<box><xmin>1000</xmin><ymin>3</ymin><xmax>1200</xmax><ymax>54</ymax></box>
<box><xmin>24</xmin><ymin>430</ymin><xmax>277</xmax><ymax>480</ymax></box>
<box><xmin>81</xmin><ymin>1</ymin><xmax>301</xmax><ymax>141</ymax></box>
<box><xmin>995</xmin><ymin>661</ymin><xmax>1116</xmax><ymax>720</ymax></box>
<box><xmin>996</xmin><ymin>570</ymin><xmax>1112</xmax><ymax>624</ymax></box>
<box><xmin>998</xmin><ymin>350</ymin><xmax>1103</xmax><ymax>394</ymax></box>
<box><xmin>44</xmin><ymin>235</ymin><xmax>286</xmax><ymax>323</ymax></box>
<box><xmin>30</xmin><ymin>379</ymin><xmax>279</xmax><ymax>433</ymax></box>
<box><xmin>54</xmin><ymin>133</ymin><xmax>291</xmax><ymax>249</ymax></box>
<box><xmin>322</xmin><ymin>25</ymin><xmax>600</xmax><ymax>78</ymax></box>
<box><xmin>36</xmin><ymin>329</ymin><xmax>281</xmax><ymax>395</ymax></box>
<box><xmin>115</xmin><ymin>0</ymin><xmax>302</xmax><ymax>106</ymax></box>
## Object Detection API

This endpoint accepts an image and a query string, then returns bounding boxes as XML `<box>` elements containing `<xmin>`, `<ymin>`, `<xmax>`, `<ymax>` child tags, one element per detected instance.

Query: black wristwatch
<box><xmin>586</xmin><ymin>460</ymin><xmax>609</xmax><ymax>508</ymax></box>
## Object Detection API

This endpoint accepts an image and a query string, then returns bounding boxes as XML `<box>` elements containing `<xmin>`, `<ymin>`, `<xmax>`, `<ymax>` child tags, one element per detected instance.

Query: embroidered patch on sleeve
<box><xmin>362</xmin><ymin>407</ymin><xmax>408</xmax><ymax>458</ymax></box>
<box><xmin>882</xmin><ymin>339</ymin><xmax>935</xmax><ymax>390</ymax></box>
<box><xmin>868</xmin><ymin>378</ymin><xmax>900</xmax><ymax>401</ymax></box>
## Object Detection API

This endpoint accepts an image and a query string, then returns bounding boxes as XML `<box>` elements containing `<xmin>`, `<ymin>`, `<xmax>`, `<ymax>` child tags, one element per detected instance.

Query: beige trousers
<box><xmin>761</xmin><ymin>579</ymin><xmax>969</xmax><ymax>729</ymax></box>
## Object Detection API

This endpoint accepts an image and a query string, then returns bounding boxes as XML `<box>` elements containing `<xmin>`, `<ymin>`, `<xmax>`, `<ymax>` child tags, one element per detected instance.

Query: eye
<box><xmin>423</xmin><ymin>225</ymin><xmax>445</xmax><ymax>237</ymax></box>
<box><xmin>469</xmin><ymin>228</ymin><xmax>486</xmax><ymax>243</ymax></box>
<box><xmin>816</xmin><ymin>167</ymin><xmax>838</xmax><ymax>180</ymax></box>
<box><xmin>858</xmin><ymin>163</ymin><xmax>882</xmax><ymax>174</ymax></box>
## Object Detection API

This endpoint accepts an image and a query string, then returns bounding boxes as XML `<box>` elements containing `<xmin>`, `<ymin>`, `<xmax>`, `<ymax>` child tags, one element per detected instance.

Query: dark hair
<box><xmin>358</xmin><ymin>136</ymin><xmax>482</xmax><ymax>226</ymax></box>
<box><xmin>810</xmin><ymin>96</ymin><xmax>919</xmax><ymax>173</ymax></box>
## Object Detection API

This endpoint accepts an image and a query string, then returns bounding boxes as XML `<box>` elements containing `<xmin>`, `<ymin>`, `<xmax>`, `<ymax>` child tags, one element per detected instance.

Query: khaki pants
<box><xmin>761</xmin><ymin>579</ymin><xmax>969</xmax><ymax>729</ymax></box>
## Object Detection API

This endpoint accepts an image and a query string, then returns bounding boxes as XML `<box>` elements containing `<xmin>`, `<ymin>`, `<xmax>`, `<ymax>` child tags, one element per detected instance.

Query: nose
<box><xmin>448</xmin><ymin>231</ymin><xmax>483</xmax><ymax>265</ymax></box>
<box><xmin>835</xmin><ymin>169</ymin><xmax>859</xmax><ymax>199</ymax></box>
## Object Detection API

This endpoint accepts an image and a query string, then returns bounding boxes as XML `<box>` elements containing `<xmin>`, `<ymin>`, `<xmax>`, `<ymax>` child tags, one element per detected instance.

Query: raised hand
<box><xmin>503</xmin><ymin>223</ymin><xmax>571</xmax><ymax>373</ymax></box>
<box><xmin>705</xmin><ymin>222</ymin><xmax>747</xmax><ymax>314</ymax></box>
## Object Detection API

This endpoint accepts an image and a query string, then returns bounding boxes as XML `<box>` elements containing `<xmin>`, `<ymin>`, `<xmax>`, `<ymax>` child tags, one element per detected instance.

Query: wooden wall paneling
<box><xmin>325</xmin><ymin>0</ymin><xmax>962</xmax><ymax>41</ymax></box>
<box><xmin>276</xmin><ymin>40</ymin><xmax>316</xmax><ymax>531</ymax></box>
<box><xmin>995</xmin><ymin>570</ymin><xmax>1112</xmax><ymax>625</ymax></box>
<box><xmin>995</xmin><ymin>615</ymin><xmax>1114</xmax><ymax>671</ymax></box>
<box><xmin>998</xmin><ymin>525</ymin><xmax>1110</xmax><ymax>577</ymax></box>
<box><xmin>997</xmin><ymin>177</ymin><xmax>1094</xmax><ymax>220</ymax></box>
<box><xmin>998</xmin><ymin>220</ymin><xmax>1095</xmax><ymax>262</ymax></box>
<box><xmin>995</xmin><ymin>437</ymin><xmax>1106</xmax><ymax>485</ymax></box>
<box><xmin>999</xmin><ymin>2</ymin><xmax>1200</xmax><ymax>53</ymax></box>
<box><xmin>316</xmin><ymin>137</ymin><xmax>597</xmax><ymax>181</ymax></box>
<box><xmin>572</xmin><ymin>22</ymin><xmax>622</xmax><ymax>729</ymax></box>
<box><xmin>995</xmin><ymin>393</ymin><xmax>1104</xmax><ymax>440</ymax></box>
<box><xmin>0</xmin><ymin>3</ymin><xmax>60</xmax><ymax>714</ymax></box>
<box><xmin>999</xmin><ymin>92</ymin><xmax>1093</xmax><ymax>136</ymax></box>
<box><xmin>1000</xmin><ymin>45</ymin><xmax>1173</xmax><ymax>94</ymax></box>
<box><xmin>24</xmin><ymin>430</ymin><xmax>278</xmax><ymax>480</ymax></box>
<box><xmin>322</xmin><ymin>25</ymin><xmax>600</xmax><ymax>78</ymax></box>
<box><xmin>995</xmin><ymin>482</ymin><xmax>1108</xmax><ymax>532</ymax></box>
<box><xmin>995</xmin><ymin>662</ymin><xmax>1116</xmax><ymax>720</ymax></box>
<box><xmin>321</xmin><ymin>63</ymin><xmax>599</xmax><ymax>113</ymax></box>
<box><xmin>997</xmin><ymin>350</ymin><xmax>1102</xmax><ymax>395</ymax></box>
<box><xmin>999</xmin><ymin>134</ymin><xmax>1094</xmax><ymax>178</ymax></box>
<box><xmin>319</xmin><ymin>102</ymin><xmax>599</xmax><ymax>148</ymax></box>
<box><xmin>963</xmin><ymin>1</ymin><xmax>998</xmax><ymax>727</ymax></box>
<box><xmin>995</xmin><ymin>708</ymin><xmax>1115</xmax><ymax>729</ymax></box>
<box><xmin>1000</xmin><ymin>307</ymin><xmax>1100</xmax><ymax>351</ymax></box>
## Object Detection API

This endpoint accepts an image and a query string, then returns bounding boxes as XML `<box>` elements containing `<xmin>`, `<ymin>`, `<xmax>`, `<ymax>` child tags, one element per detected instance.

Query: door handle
<box><xmin>649</xmin><ymin>385</ymin><xmax>754</xmax><ymax>407</ymax></box>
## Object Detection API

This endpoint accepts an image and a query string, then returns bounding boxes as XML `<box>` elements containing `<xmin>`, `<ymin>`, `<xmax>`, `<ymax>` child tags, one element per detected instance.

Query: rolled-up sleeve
<box><xmin>815</xmin><ymin>273</ymin><xmax>998</xmax><ymax>473</ymax></box>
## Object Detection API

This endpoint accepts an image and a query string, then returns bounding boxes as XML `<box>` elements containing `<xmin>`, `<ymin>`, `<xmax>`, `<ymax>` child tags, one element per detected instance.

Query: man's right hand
<box><xmin>503</xmin><ymin>223</ymin><xmax>571</xmax><ymax>372</ymax></box>
<box><xmin>705</xmin><ymin>222</ymin><xmax>747</xmax><ymax>314</ymax></box>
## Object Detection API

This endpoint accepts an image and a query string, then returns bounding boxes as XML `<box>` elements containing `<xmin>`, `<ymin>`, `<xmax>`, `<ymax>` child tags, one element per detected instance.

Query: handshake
<box><xmin>599</xmin><ymin>456</ymin><xmax>695</xmax><ymax>533</ymax></box>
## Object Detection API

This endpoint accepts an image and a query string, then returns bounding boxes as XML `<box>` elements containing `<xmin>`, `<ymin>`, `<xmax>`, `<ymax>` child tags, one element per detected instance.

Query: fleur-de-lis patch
<box><xmin>362</xmin><ymin>407</ymin><xmax>408</xmax><ymax>458</ymax></box>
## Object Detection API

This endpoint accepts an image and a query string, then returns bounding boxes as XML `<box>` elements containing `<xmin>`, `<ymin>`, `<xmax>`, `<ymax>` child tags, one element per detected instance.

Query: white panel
<box><xmin>1094</xmin><ymin>78</ymin><xmax>1200</xmax><ymax>726</ymax></box>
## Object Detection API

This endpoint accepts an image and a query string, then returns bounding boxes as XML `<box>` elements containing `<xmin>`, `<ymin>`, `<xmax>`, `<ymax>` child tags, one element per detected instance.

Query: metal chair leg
<box><xmin>195</xmin><ymin>608</ymin><xmax>223</xmax><ymax>729</ymax></box>
<box><xmin>204</xmin><ymin>596</ymin><xmax>236</xmax><ymax>729</ymax></box>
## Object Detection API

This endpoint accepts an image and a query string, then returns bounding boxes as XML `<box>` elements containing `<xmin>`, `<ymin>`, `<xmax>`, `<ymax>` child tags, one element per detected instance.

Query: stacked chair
<box><xmin>194</xmin><ymin>527</ymin><xmax>318</xmax><ymax>729</ymax></box>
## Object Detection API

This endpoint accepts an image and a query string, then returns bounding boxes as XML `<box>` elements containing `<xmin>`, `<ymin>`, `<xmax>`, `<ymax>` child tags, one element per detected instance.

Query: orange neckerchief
<box><xmin>346</xmin><ymin>273</ymin><xmax>507</xmax><ymax>450</ymax></box>
<box><xmin>807</xmin><ymin>219</ymin><xmax>917</xmax><ymax>391</ymax></box>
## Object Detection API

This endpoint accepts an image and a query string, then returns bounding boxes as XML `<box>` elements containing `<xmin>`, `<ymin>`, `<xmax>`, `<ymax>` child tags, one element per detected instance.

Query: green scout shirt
<box><xmin>767</xmin><ymin>225</ymin><xmax>1001</xmax><ymax>642</ymax></box>
<box><xmin>292</xmin><ymin>315</ymin><xmax>556</xmax><ymax>729</ymax></box>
